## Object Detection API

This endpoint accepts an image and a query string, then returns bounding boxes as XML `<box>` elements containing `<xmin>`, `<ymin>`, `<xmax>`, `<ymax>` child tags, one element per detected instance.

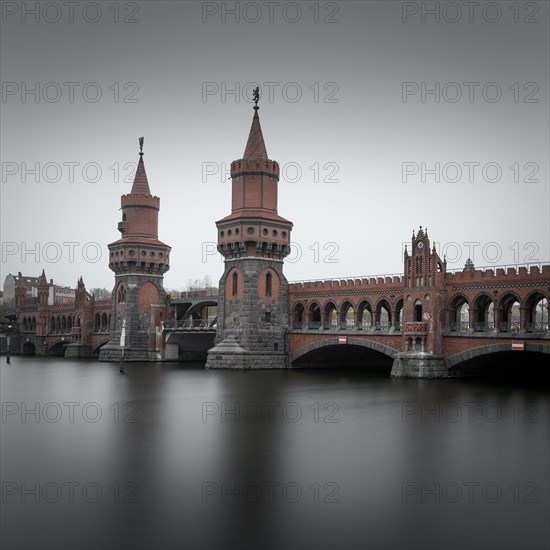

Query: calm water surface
<box><xmin>1</xmin><ymin>357</ymin><xmax>548</xmax><ymax>550</ymax></box>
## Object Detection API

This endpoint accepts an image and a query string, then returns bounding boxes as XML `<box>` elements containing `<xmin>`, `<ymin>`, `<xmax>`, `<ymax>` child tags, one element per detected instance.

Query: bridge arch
<box><xmin>48</xmin><ymin>340</ymin><xmax>67</xmax><ymax>357</ymax></box>
<box><xmin>447</xmin><ymin>342</ymin><xmax>550</xmax><ymax>371</ymax></box>
<box><xmin>92</xmin><ymin>338</ymin><xmax>111</xmax><ymax>356</ymax></box>
<box><xmin>290</xmin><ymin>337</ymin><xmax>398</xmax><ymax>366</ymax></box>
<box><xmin>22</xmin><ymin>341</ymin><xmax>36</xmax><ymax>355</ymax></box>
<box><xmin>184</xmin><ymin>300</ymin><xmax>218</xmax><ymax>321</ymax></box>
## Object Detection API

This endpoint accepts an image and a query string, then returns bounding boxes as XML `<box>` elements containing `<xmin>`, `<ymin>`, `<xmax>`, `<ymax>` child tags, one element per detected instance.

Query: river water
<box><xmin>1</xmin><ymin>357</ymin><xmax>548</xmax><ymax>550</ymax></box>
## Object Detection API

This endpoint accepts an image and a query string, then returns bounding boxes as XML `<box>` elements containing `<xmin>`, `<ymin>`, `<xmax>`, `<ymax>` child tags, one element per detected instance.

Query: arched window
<box><xmin>95</xmin><ymin>313</ymin><xmax>101</xmax><ymax>331</ymax></box>
<box><xmin>414</xmin><ymin>300</ymin><xmax>422</xmax><ymax>322</ymax></box>
<box><xmin>265</xmin><ymin>272</ymin><xmax>272</xmax><ymax>297</ymax></box>
<box><xmin>293</xmin><ymin>303</ymin><xmax>305</xmax><ymax>328</ymax></box>
<box><xmin>232</xmin><ymin>272</ymin><xmax>238</xmax><ymax>297</ymax></box>
<box><xmin>415</xmin><ymin>256</ymin><xmax>424</xmax><ymax>287</ymax></box>
<box><xmin>117</xmin><ymin>285</ymin><xmax>126</xmax><ymax>304</ymax></box>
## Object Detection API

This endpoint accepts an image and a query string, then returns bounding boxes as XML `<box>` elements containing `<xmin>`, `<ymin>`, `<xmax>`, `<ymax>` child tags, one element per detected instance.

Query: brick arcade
<box><xmin>8</xmin><ymin>99</ymin><xmax>550</xmax><ymax>377</ymax></box>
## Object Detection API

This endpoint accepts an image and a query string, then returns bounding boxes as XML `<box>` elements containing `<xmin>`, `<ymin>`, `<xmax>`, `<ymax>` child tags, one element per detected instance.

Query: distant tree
<box><xmin>185</xmin><ymin>275</ymin><xmax>214</xmax><ymax>291</ymax></box>
<box><xmin>90</xmin><ymin>288</ymin><xmax>112</xmax><ymax>300</ymax></box>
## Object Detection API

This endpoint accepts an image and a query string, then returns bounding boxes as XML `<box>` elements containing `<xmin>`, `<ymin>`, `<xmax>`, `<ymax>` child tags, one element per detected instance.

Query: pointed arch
<box><xmin>340</xmin><ymin>300</ymin><xmax>355</xmax><ymax>329</ymax></box>
<box><xmin>292</xmin><ymin>302</ymin><xmax>305</xmax><ymax>328</ymax></box>
<box><xmin>323</xmin><ymin>301</ymin><xmax>338</xmax><ymax>329</ymax></box>
<box><xmin>357</xmin><ymin>300</ymin><xmax>373</xmax><ymax>329</ymax></box>
<box><xmin>307</xmin><ymin>301</ymin><xmax>321</xmax><ymax>328</ymax></box>
<box><xmin>375</xmin><ymin>298</ymin><xmax>392</xmax><ymax>329</ymax></box>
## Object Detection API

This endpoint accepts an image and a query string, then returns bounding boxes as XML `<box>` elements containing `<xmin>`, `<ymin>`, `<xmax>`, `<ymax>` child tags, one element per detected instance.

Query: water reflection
<box><xmin>1</xmin><ymin>358</ymin><xmax>548</xmax><ymax>550</ymax></box>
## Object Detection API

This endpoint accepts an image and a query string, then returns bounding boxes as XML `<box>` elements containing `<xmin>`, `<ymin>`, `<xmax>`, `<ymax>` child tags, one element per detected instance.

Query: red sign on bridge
<box><xmin>511</xmin><ymin>341</ymin><xmax>524</xmax><ymax>351</ymax></box>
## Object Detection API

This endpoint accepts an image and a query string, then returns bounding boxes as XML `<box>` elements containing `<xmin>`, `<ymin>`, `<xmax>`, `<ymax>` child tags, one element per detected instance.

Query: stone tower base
<box><xmin>391</xmin><ymin>352</ymin><xmax>447</xmax><ymax>378</ymax></box>
<box><xmin>64</xmin><ymin>344</ymin><xmax>92</xmax><ymax>358</ymax></box>
<box><xmin>205</xmin><ymin>337</ymin><xmax>288</xmax><ymax>369</ymax></box>
<box><xmin>98</xmin><ymin>343</ymin><xmax>162</xmax><ymax>362</ymax></box>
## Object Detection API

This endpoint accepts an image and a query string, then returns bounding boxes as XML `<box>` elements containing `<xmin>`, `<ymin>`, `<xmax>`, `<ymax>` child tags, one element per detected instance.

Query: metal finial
<box><xmin>253</xmin><ymin>86</ymin><xmax>260</xmax><ymax>110</ymax></box>
<box><xmin>139</xmin><ymin>136</ymin><xmax>144</xmax><ymax>156</ymax></box>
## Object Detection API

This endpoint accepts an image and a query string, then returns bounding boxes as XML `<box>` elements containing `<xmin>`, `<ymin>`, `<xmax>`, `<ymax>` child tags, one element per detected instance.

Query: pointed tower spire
<box><xmin>102</xmin><ymin>137</ymin><xmax>171</xmax><ymax>362</ymax></box>
<box><xmin>243</xmin><ymin>87</ymin><xmax>268</xmax><ymax>159</ymax></box>
<box><xmin>131</xmin><ymin>137</ymin><xmax>151</xmax><ymax>195</ymax></box>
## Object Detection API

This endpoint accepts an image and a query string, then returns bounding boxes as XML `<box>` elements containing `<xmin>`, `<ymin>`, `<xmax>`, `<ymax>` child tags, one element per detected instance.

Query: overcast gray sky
<box><xmin>1</xmin><ymin>1</ymin><xmax>548</xmax><ymax>291</ymax></box>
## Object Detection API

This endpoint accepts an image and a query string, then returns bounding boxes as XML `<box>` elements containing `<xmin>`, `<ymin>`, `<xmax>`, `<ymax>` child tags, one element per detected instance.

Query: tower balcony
<box><xmin>403</xmin><ymin>321</ymin><xmax>428</xmax><ymax>336</ymax></box>
<box><xmin>117</xmin><ymin>221</ymin><xmax>128</xmax><ymax>234</ymax></box>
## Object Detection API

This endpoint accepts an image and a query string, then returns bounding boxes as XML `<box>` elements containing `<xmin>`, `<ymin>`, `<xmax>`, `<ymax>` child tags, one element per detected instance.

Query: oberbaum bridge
<box><xmin>8</xmin><ymin>93</ymin><xmax>550</xmax><ymax>378</ymax></box>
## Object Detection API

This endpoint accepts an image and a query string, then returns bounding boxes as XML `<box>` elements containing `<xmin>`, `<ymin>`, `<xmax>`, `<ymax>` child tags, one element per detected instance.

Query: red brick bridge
<box><xmin>287</xmin><ymin>229</ymin><xmax>549</xmax><ymax>377</ymax></box>
<box><xmin>7</xmin><ymin>227</ymin><xmax>550</xmax><ymax>376</ymax></box>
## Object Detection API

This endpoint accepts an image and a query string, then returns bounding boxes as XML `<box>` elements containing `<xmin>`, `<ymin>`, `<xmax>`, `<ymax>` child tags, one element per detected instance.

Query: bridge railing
<box><xmin>525</xmin><ymin>322</ymin><xmax>549</xmax><ymax>333</ymax></box>
<box><xmin>446</xmin><ymin>321</ymin><xmax>548</xmax><ymax>334</ymax></box>
<box><xmin>163</xmin><ymin>319</ymin><xmax>215</xmax><ymax>329</ymax></box>
<box><xmin>448</xmin><ymin>322</ymin><xmax>470</xmax><ymax>333</ymax></box>
<box><xmin>291</xmin><ymin>321</ymin><xmax>401</xmax><ymax>333</ymax></box>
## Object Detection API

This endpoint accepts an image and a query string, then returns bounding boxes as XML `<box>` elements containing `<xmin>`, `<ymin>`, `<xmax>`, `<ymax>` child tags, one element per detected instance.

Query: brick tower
<box><xmin>391</xmin><ymin>226</ymin><xmax>448</xmax><ymax>377</ymax></box>
<box><xmin>206</xmin><ymin>90</ymin><xmax>293</xmax><ymax>369</ymax></box>
<box><xmin>99</xmin><ymin>138</ymin><xmax>171</xmax><ymax>361</ymax></box>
